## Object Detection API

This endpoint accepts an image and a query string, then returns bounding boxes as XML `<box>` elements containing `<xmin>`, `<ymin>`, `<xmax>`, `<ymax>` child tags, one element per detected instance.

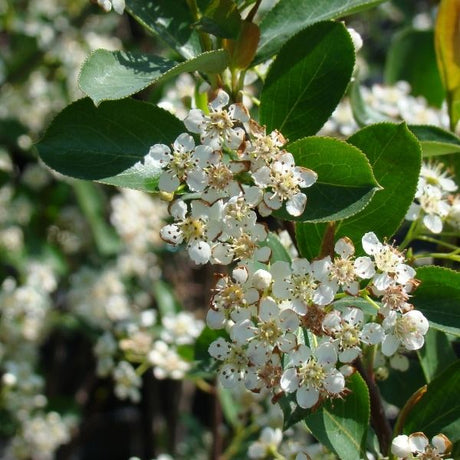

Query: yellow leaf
<box><xmin>435</xmin><ymin>0</ymin><xmax>460</xmax><ymax>129</ymax></box>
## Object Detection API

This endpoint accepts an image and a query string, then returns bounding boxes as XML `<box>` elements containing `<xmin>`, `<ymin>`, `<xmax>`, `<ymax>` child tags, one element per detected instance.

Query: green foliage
<box><xmin>385</xmin><ymin>29</ymin><xmax>445</xmax><ymax>108</ymax></box>
<box><xmin>286</xmin><ymin>136</ymin><xmax>379</xmax><ymax>223</ymax></box>
<box><xmin>153</xmin><ymin>280</ymin><xmax>181</xmax><ymax>316</ymax></box>
<box><xmin>305</xmin><ymin>373</ymin><xmax>370</xmax><ymax>460</ymax></box>
<box><xmin>125</xmin><ymin>0</ymin><xmax>202</xmax><ymax>59</ymax></box>
<box><xmin>79</xmin><ymin>49</ymin><xmax>229</xmax><ymax>106</ymax></box>
<box><xmin>409</xmin><ymin>124</ymin><xmax>460</xmax><ymax>156</ymax></box>
<box><xmin>296</xmin><ymin>123</ymin><xmax>421</xmax><ymax>259</ymax></box>
<box><xmin>412</xmin><ymin>266</ymin><xmax>460</xmax><ymax>337</ymax></box>
<box><xmin>255</xmin><ymin>0</ymin><xmax>386</xmax><ymax>64</ymax></box>
<box><xmin>195</xmin><ymin>0</ymin><xmax>242</xmax><ymax>39</ymax></box>
<box><xmin>403</xmin><ymin>361</ymin><xmax>460</xmax><ymax>442</ymax></box>
<box><xmin>417</xmin><ymin>329</ymin><xmax>457</xmax><ymax>382</ymax></box>
<box><xmin>260</xmin><ymin>21</ymin><xmax>355</xmax><ymax>142</ymax></box>
<box><xmin>36</xmin><ymin>98</ymin><xmax>184</xmax><ymax>191</ymax></box>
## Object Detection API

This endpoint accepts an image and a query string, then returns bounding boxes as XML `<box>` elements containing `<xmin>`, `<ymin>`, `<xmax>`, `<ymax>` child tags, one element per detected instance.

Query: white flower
<box><xmin>149</xmin><ymin>341</ymin><xmax>191</xmax><ymax>379</ymax></box>
<box><xmin>207</xmin><ymin>265</ymin><xmax>259</xmax><ymax>329</ymax></box>
<box><xmin>160</xmin><ymin>199</ymin><xmax>223</xmax><ymax>264</ymax></box>
<box><xmin>208</xmin><ymin>338</ymin><xmax>251</xmax><ymax>388</ymax></box>
<box><xmin>312</xmin><ymin>237</ymin><xmax>360</xmax><ymax>297</ymax></box>
<box><xmin>272</xmin><ymin>259</ymin><xmax>334</xmax><ymax>314</ymax></box>
<box><xmin>420</xmin><ymin>162</ymin><xmax>458</xmax><ymax>193</ymax></box>
<box><xmin>280</xmin><ymin>342</ymin><xmax>345</xmax><ymax>409</ymax></box>
<box><xmin>161</xmin><ymin>312</ymin><xmax>204</xmax><ymax>345</ymax></box>
<box><xmin>354</xmin><ymin>232</ymin><xmax>416</xmax><ymax>290</ymax></box>
<box><xmin>406</xmin><ymin>183</ymin><xmax>451</xmax><ymax>234</ymax></box>
<box><xmin>148</xmin><ymin>133</ymin><xmax>215</xmax><ymax>193</ymax></box>
<box><xmin>382</xmin><ymin>310</ymin><xmax>429</xmax><ymax>356</ymax></box>
<box><xmin>113</xmin><ymin>361</ymin><xmax>142</xmax><ymax>402</ymax></box>
<box><xmin>322</xmin><ymin>308</ymin><xmax>384</xmax><ymax>362</ymax></box>
<box><xmin>248</xmin><ymin>427</ymin><xmax>283</xmax><ymax>459</ymax></box>
<box><xmin>184</xmin><ymin>89</ymin><xmax>249</xmax><ymax>151</ymax></box>
<box><xmin>252</xmin><ymin>152</ymin><xmax>317</xmax><ymax>217</ymax></box>
<box><xmin>97</xmin><ymin>0</ymin><xmax>125</xmax><ymax>14</ymax></box>
<box><xmin>231</xmin><ymin>296</ymin><xmax>299</xmax><ymax>364</ymax></box>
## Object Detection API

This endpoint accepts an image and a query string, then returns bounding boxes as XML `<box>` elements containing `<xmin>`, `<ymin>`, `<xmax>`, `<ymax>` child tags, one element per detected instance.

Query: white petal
<box><xmin>160</xmin><ymin>224</ymin><xmax>183</xmax><ymax>245</ymax></box>
<box><xmin>391</xmin><ymin>435</ymin><xmax>412</xmax><ymax>458</ymax></box>
<box><xmin>296</xmin><ymin>386</ymin><xmax>319</xmax><ymax>408</ymax></box>
<box><xmin>408</xmin><ymin>433</ymin><xmax>429</xmax><ymax>453</ymax></box>
<box><xmin>334</xmin><ymin>237</ymin><xmax>355</xmax><ymax>258</ymax></box>
<box><xmin>361</xmin><ymin>323</ymin><xmax>384</xmax><ymax>345</ymax></box>
<box><xmin>362</xmin><ymin>232</ymin><xmax>381</xmax><ymax>255</ymax></box>
<box><xmin>382</xmin><ymin>334</ymin><xmax>400</xmax><ymax>356</ymax></box>
<box><xmin>259</xmin><ymin>297</ymin><xmax>279</xmax><ymax>322</ymax></box>
<box><xmin>316</xmin><ymin>342</ymin><xmax>337</xmax><ymax>367</ymax></box>
<box><xmin>206</xmin><ymin>309</ymin><xmax>226</xmax><ymax>329</ymax></box>
<box><xmin>423</xmin><ymin>213</ymin><xmax>443</xmax><ymax>233</ymax></box>
<box><xmin>184</xmin><ymin>109</ymin><xmax>205</xmax><ymax>133</ymax></box>
<box><xmin>159</xmin><ymin>170</ymin><xmax>180</xmax><ymax>192</ymax></box>
<box><xmin>208</xmin><ymin>338</ymin><xmax>230</xmax><ymax>359</ymax></box>
<box><xmin>174</xmin><ymin>132</ymin><xmax>195</xmax><ymax>151</ymax></box>
<box><xmin>280</xmin><ymin>367</ymin><xmax>299</xmax><ymax>393</ymax></box>
<box><xmin>209</xmin><ymin>89</ymin><xmax>229</xmax><ymax>111</ymax></box>
<box><xmin>188</xmin><ymin>241</ymin><xmax>211</xmax><ymax>265</ymax></box>
<box><xmin>354</xmin><ymin>257</ymin><xmax>375</xmax><ymax>279</ymax></box>
<box><xmin>339</xmin><ymin>347</ymin><xmax>361</xmax><ymax>363</ymax></box>
<box><xmin>286</xmin><ymin>193</ymin><xmax>306</xmax><ymax>216</ymax></box>
<box><xmin>323</xmin><ymin>369</ymin><xmax>345</xmax><ymax>394</ymax></box>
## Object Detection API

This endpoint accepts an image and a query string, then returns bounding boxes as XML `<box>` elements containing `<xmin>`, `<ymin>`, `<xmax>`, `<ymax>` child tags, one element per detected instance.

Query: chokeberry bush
<box><xmin>1</xmin><ymin>0</ymin><xmax>460</xmax><ymax>459</ymax></box>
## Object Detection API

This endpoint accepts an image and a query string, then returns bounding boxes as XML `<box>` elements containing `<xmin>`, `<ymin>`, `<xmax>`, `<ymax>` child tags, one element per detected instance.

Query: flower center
<box><xmin>298</xmin><ymin>359</ymin><xmax>325</xmax><ymax>388</ymax></box>
<box><xmin>374</xmin><ymin>245</ymin><xmax>402</xmax><ymax>273</ymax></box>
<box><xmin>330</xmin><ymin>258</ymin><xmax>355</xmax><ymax>284</ymax></box>
<box><xmin>257</xmin><ymin>319</ymin><xmax>282</xmax><ymax>346</ymax></box>
<box><xmin>290</xmin><ymin>273</ymin><xmax>318</xmax><ymax>302</ymax></box>
<box><xmin>207</xmin><ymin>163</ymin><xmax>234</xmax><ymax>190</ymax></box>
<box><xmin>180</xmin><ymin>217</ymin><xmax>206</xmax><ymax>242</ymax></box>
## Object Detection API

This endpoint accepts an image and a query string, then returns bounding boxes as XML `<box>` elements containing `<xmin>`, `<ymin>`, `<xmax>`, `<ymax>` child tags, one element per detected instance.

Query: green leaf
<box><xmin>285</xmin><ymin>137</ymin><xmax>379</xmax><ymax>223</ymax></box>
<box><xmin>305</xmin><ymin>373</ymin><xmax>370</xmax><ymax>459</ymax></box>
<box><xmin>255</xmin><ymin>0</ymin><xmax>386</xmax><ymax>64</ymax></box>
<box><xmin>153</xmin><ymin>280</ymin><xmax>181</xmax><ymax>316</ymax></box>
<box><xmin>72</xmin><ymin>181</ymin><xmax>120</xmax><ymax>255</ymax></box>
<box><xmin>36</xmin><ymin>98</ymin><xmax>185</xmax><ymax>192</ymax></box>
<box><xmin>296</xmin><ymin>123</ymin><xmax>421</xmax><ymax>259</ymax></box>
<box><xmin>412</xmin><ymin>266</ymin><xmax>460</xmax><ymax>337</ymax></box>
<box><xmin>349</xmin><ymin>79</ymin><xmax>392</xmax><ymax>127</ymax></box>
<box><xmin>403</xmin><ymin>361</ymin><xmax>460</xmax><ymax>442</ymax></box>
<box><xmin>385</xmin><ymin>28</ymin><xmax>445</xmax><ymax>107</ymax></box>
<box><xmin>417</xmin><ymin>329</ymin><xmax>457</xmax><ymax>382</ymax></box>
<box><xmin>125</xmin><ymin>0</ymin><xmax>202</xmax><ymax>59</ymax></box>
<box><xmin>378</xmin><ymin>357</ymin><xmax>426</xmax><ymax>408</ymax></box>
<box><xmin>196</xmin><ymin>0</ymin><xmax>242</xmax><ymax>39</ymax></box>
<box><xmin>409</xmin><ymin>124</ymin><xmax>460</xmax><ymax>157</ymax></box>
<box><xmin>260</xmin><ymin>21</ymin><xmax>355</xmax><ymax>142</ymax></box>
<box><xmin>79</xmin><ymin>49</ymin><xmax>229</xmax><ymax>106</ymax></box>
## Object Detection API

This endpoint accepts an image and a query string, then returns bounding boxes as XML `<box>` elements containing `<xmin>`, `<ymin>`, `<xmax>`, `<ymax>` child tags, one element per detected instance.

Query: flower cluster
<box><xmin>145</xmin><ymin>90</ymin><xmax>317</xmax><ymax>265</ymax></box>
<box><xmin>207</xmin><ymin>231</ymin><xmax>427</xmax><ymax>410</ymax></box>
<box><xmin>406</xmin><ymin>161</ymin><xmax>459</xmax><ymax>234</ymax></box>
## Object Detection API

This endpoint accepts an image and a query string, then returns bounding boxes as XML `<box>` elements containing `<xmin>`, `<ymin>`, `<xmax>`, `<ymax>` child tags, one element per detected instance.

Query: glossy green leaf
<box><xmin>409</xmin><ymin>124</ymin><xmax>460</xmax><ymax>156</ymax></box>
<box><xmin>79</xmin><ymin>49</ymin><xmax>229</xmax><ymax>106</ymax></box>
<box><xmin>196</xmin><ymin>0</ymin><xmax>242</xmax><ymax>39</ymax></box>
<box><xmin>125</xmin><ymin>0</ymin><xmax>202</xmax><ymax>59</ymax></box>
<box><xmin>378</xmin><ymin>357</ymin><xmax>426</xmax><ymax>408</ymax></box>
<box><xmin>417</xmin><ymin>329</ymin><xmax>457</xmax><ymax>382</ymax></box>
<box><xmin>260</xmin><ymin>21</ymin><xmax>355</xmax><ymax>142</ymax></box>
<box><xmin>305</xmin><ymin>373</ymin><xmax>370</xmax><ymax>459</ymax></box>
<box><xmin>403</xmin><ymin>361</ymin><xmax>460</xmax><ymax>442</ymax></box>
<box><xmin>255</xmin><ymin>0</ymin><xmax>386</xmax><ymax>64</ymax></box>
<box><xmin>72</xmin><ymin>181</ymin><xmax>120</xmax><ymax>256</ymax></box>
<box><xmin>385</xmin><ymin>29</ymin><xmax>445</xmax><ymax>107</ymax></box>
<box><xmin>36</xmin><ymin>98</ymin><xmax>185</xmax><ymax>192</ymax></box>
<box><xmin>296</xmin><ymin>123</ymin><xmax>421</xmax><ymax>259</ymax></box>
<box><xmin>284</xmin><ymin>137</ymin><xmax>379</xmax><ymax>224</ymax></box>
<box><xmin>412</xmin><ymin>266</ymin><xmax>460</xmax><ymax>337</ymax></box>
